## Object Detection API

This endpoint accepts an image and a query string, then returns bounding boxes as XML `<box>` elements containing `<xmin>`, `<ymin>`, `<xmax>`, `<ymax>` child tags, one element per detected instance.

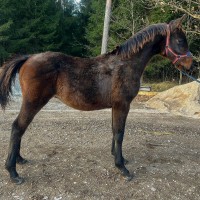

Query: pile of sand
<box><xmin>146</xmin><ymin>81</ymin><xmax>200</xmax><ymax>118</ymax></box>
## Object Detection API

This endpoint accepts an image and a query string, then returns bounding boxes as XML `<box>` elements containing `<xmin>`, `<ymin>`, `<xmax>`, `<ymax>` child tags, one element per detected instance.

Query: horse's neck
<box><xmin>130</xmin><ymin>34</ymin><xmax>165</xmax><ymax>73</ymax></box>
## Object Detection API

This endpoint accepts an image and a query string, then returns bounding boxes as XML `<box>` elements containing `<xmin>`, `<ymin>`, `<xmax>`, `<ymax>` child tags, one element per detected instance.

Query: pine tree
<box><xmin>0</xmin><ymin>0</ymin><xmax>86</xmax><ymax>63</ymax></box>
<box><xmin>85</xmin><ymin>0</ymin><xmax>105</xmax><ymax>56</ymax></box>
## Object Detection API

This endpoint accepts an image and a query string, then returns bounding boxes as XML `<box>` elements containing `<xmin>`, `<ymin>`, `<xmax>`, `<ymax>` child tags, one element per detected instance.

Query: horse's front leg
<box><xmin>112</xmin><ymin>103</ymin><xmax>133</xmax><ymax>180</ymax></box>
<box><xmin>111</xmin><ymin>138</ymin><xmax>128</xmax><ymax>164</ymax></box>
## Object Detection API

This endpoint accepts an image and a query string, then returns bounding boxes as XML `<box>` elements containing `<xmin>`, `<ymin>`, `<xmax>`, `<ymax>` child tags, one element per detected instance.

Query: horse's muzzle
<box><xmin>176</xmin><ymin>56</ymin><xmax>193</xmax><ymax>71</ymax></box>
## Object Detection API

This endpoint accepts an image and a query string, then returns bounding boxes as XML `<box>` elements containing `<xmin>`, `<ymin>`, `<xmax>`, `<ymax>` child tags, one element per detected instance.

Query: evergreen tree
<box><xmin>0</xmin><ymin>0</ymin><xmax>86</xmax><ymax>64</ymax></box>
<box><xmin>84</xmin><ymin>0</ymin><xmax>105</xmax><ymax>56</ymax></box>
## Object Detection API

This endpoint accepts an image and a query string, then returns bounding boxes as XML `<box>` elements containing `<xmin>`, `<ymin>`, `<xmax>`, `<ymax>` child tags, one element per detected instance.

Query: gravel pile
<box><xmin>146</xmin><ymin>81</ymin><xmax>200</xmax><ymax>118</ymax></box>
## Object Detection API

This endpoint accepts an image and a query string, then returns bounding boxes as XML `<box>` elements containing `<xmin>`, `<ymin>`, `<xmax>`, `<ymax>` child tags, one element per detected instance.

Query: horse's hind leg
<box><xmin>16</xmin><ymin>139</ymin><xmax>27</xmax><ymax>164</ymax></box>
<box><xmin>5</xmin><ymin>97</ymin><xmax>51</xmax><ymax>184</ymax></box>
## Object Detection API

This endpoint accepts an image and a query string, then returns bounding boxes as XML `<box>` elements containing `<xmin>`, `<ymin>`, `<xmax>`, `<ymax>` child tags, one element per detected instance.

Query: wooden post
<box><xmin>179</xmin><ymin>71</ymin><xmax>182</xmax><ymax>85</ymax></box>
<box><xmin>101</xmin><ymin>0</ymin><xmax>112</xmax><ymax>54</ymax></box>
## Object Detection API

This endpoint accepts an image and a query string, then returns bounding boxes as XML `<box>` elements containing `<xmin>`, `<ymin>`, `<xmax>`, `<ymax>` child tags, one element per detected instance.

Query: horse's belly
<box><xmin>55</xmin><ymin>94</ymin><xmax>111</xmax><ymax>111</ymax></box>
<box><xmin>56</xmin><ymin>71</ymin><xmax>112</xmax><ymax>111</ymax></box>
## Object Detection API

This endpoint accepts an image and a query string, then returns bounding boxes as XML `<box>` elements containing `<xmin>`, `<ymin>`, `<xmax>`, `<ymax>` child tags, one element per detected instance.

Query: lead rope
<box><xmin>177</xmin><ymin>68</ymin><xmax>200</xmax><ymax>84</ymax></box>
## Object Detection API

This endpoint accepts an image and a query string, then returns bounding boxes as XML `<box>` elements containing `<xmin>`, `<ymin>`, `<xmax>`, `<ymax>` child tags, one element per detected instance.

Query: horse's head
<box><xmin>164</xmin><ymin>15</ymin><xmax>193</xmax><ymax>71</ymax></box>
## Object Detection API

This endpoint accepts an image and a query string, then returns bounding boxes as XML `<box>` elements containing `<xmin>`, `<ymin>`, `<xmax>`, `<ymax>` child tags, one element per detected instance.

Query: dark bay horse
<box><xmin>0</xmin><ymin>16</ymin><xmax>193</xmax><ymax>184</ymax></box>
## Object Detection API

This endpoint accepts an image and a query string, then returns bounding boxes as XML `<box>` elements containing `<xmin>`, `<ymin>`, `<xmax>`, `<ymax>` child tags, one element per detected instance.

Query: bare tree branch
<box><xmin>169</xmin><ymin>3</ymin><xmax>200</xmax><ymax>20</ymax></box>
<box><xmin>153</xmin><ymin>0</ymin><xmax>200</xmax><ymax>20</ymax></box>
<box><xmin>186</xmin><ymin>30</ymin><xmax>200</xmax><ymax>35</ymax></box>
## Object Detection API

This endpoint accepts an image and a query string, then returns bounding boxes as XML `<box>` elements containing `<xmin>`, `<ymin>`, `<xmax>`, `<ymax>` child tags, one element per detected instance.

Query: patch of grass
<box><xmin>138</xmin><ymin>91</ymin><xmax>158</xmax><ymax>96</ymax></box>
<box><xmin>143</xmin><ymin>81</ymin><xmax>178</xmax><ymax>92</ymax></box>
<box><xmin>149</xmin><ymin>131</ymin><xmax>174</xmax><ymax>135</ymax></box>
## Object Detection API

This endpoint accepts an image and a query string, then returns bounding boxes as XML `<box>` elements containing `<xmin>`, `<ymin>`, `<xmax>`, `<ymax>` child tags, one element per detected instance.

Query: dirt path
<box><xmin>0</xmin><ymin>98</ymin><xmax>200</xmax><ymax>200</ymax></box>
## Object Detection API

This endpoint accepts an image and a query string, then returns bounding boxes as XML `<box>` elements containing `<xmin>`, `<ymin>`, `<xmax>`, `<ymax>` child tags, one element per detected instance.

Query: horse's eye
<box><xmin>177</xmin><ymin>39</ymin><xmax>183</xmax><ymax>44</ymax></box>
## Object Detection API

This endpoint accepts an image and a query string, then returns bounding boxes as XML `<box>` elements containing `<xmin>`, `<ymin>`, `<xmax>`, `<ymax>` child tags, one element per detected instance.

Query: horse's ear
<box><xmin>169</xmin><ymin>14</ymin><xmax>187</xmax><ymax>31</ymax></box>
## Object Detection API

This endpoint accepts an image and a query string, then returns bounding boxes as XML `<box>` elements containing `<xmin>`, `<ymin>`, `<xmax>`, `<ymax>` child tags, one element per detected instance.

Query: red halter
<box><xmin>165</xmin><ymin>25</ymin><xmax>192</xmax><ymax>64</ymax></box>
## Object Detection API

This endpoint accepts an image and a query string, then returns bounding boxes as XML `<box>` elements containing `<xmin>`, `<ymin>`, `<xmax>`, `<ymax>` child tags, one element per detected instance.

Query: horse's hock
<box><xmin>146</xmin><ymin>81</ymin><xmax>200</xmax><ymax>118</ymax></box>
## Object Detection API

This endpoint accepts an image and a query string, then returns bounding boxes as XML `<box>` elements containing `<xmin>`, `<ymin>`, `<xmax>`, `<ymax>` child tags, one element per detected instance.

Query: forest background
<box><xmin>0</xmin><ymin>0</ymin><xmax>199</xmax><ymax>82</ymax></box>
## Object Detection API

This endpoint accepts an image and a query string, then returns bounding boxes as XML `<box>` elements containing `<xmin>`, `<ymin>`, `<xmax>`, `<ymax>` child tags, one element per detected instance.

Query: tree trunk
<box><xmin>101</xmin><ymin>0</ymin><xmax>112</xmax><ymax>54</ymax></box>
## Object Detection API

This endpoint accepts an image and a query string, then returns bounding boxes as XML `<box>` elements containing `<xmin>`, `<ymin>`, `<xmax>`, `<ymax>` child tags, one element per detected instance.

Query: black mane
<box><xmin>112</xmin><ymin>23</ymin><xmax>167</xmax><ymax>58</ymax></box>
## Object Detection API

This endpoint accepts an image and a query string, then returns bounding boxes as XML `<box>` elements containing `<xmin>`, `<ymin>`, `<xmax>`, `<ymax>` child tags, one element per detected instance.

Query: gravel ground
<box><xmin>0</xmin><ymin>98</ymin><xmax>200</xmax><ymax>200</ymax></box>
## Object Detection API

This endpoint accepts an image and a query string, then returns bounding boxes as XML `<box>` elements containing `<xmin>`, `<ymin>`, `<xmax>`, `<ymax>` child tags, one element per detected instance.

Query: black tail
<box><xmin>0</xmin><ymin>55</ymin><xmax>30</xmax><ymax>110</ymax></box>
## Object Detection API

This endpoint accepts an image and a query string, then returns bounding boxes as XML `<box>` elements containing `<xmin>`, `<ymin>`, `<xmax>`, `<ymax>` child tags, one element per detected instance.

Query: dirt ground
<box><xmin>0</xmin><ymin>97</ymin><xmax>200</xmax><ymax>200</ymax></box>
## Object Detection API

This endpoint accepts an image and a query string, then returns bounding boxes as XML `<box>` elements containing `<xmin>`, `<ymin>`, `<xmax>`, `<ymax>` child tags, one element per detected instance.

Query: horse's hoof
<box><xmin>123</xmin><ymin>174</ymin><xmax>134</xmax><ymax>181</ymax></box>
<box><xmin>119</xmin><ymin>168</ymin><xmax>134</xmax><ymax>181</ymax></box>
<box><xmin>11</xmin><ymin>176</ymin><xmax>24</xmax><ymax>185</ymax></box>
<box><xmin>16</xmin><ymin>157</ymin><xmax>28</xmax><ymax>165</ymax></box>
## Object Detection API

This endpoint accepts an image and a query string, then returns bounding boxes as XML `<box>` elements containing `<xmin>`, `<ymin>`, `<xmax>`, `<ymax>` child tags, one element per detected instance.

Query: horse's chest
<box><xmin>112</xmin><ymin>80</ymin><xmax>140</xmax><ymax>103</ymax></box>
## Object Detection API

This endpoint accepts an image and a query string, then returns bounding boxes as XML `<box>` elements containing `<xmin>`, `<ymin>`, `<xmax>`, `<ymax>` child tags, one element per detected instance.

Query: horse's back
<box><xmin>18</xmin><ymin>51</ymin><xmax>112</xmax><ymax>110</ymax></box>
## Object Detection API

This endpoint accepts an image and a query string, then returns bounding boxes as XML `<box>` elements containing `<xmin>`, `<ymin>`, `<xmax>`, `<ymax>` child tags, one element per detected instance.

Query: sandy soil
<box><xmin>0</xmin><ymin>97</ymin><xmax>200</xmax><ymax>200</ymax></box>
